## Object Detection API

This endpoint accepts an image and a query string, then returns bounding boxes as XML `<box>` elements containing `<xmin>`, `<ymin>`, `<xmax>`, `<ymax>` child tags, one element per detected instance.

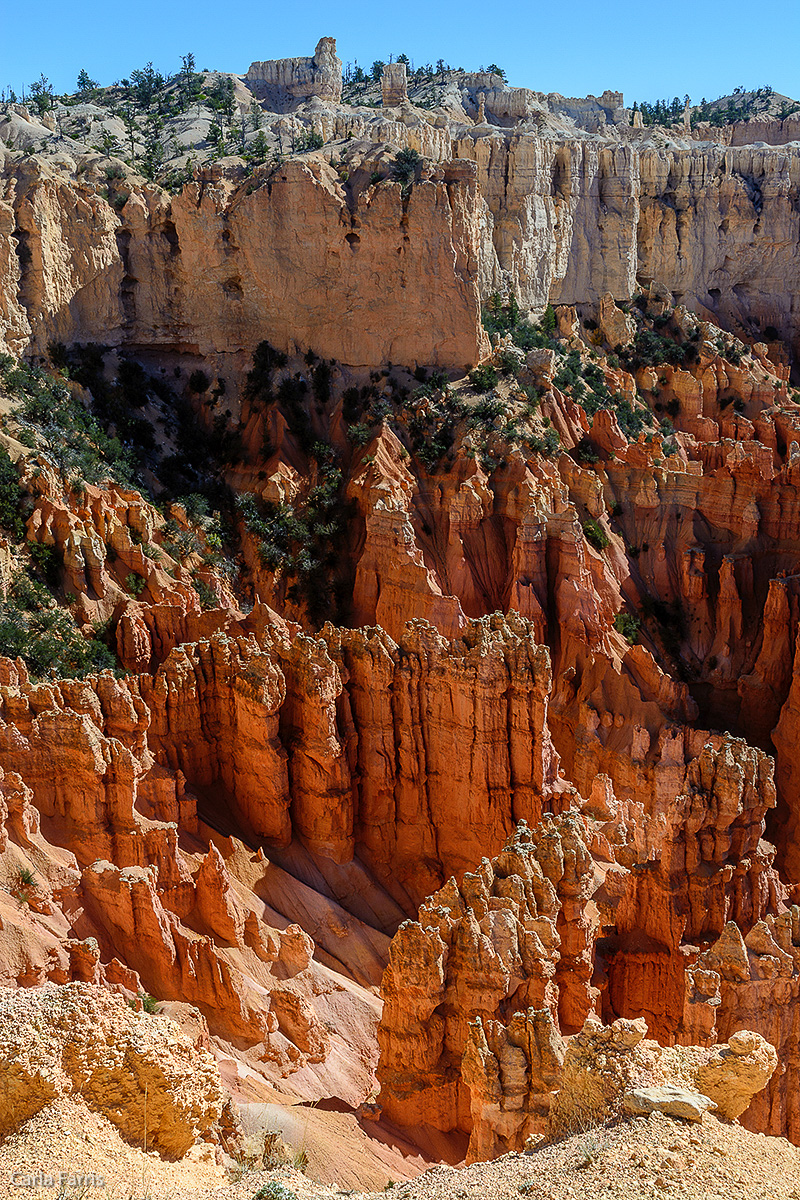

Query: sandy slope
<box><xmin>2</xmin><ymin>1104</ymin><xmax>800</xmax><ymax>1200</ymax></box>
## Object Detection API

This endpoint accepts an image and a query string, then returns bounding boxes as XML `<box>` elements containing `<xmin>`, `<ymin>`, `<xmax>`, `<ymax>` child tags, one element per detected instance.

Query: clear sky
<box><xmin>2</xmin><ymin>0</ymin><xmax>799</xmax><ymax>105</ymax></box>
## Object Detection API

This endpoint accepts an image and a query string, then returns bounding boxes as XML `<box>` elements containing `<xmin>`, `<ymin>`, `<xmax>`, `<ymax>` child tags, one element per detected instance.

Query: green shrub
<box><xmin>237</xmin><ymin>474</ymin><xmax>345</xmax><ymax>625</ymax></box>
<box><xmin>188</xmin><ymin>369</ymin><xmax>210</xmax><ymax>393</ymax></box>
<box><xmin>614</xmin><ymin>396</ymin><xmax>653</xmax><ymax>441</ymax></box>
<box><xmin>296</xmin><ymin>129</ymin><xmax>324</xmax><ymax>151</ymax></box>
<box><xmin>0</xmin><ymin>448</ymin><xmax>24</xmax><ymax>539</ymax></box>
<box><xmin>472</xmin><ymin>395</ymin><xmax>506</xmax><ymax>423</ymax></box>
<box><xmin>312</xmin><ymin>360</ymin><xmax>332</xmax><ymax>404</ymax></box>
<box><xmin>347</xmin><ymin>423</ymin><xmax>372</xmax><ymax>446</ymax></box>
<box><xmin>28</xmin><ymin>542</ymin><xmax>61</xmax><ymax>587</ymax></box>
<box><xmin>482</xmin><ymin>291</ymin><xmax>520</xmax><ymax>335</ymax></box>
<box><xmin>179</xmin><ymin>493</ymin><xmax>211</xmax><ymax>521</ymax></box>
<box><xmin>626</xmin><ymin>328</ymin><xmax>685</xmax><ymax>369</ymax></box>
<box><xmin>525</xmin><ymin>426</ymin><xmax>561</xmax><ymax>458</ymax></box>
<box><xmin>583</xmin><ymin>518</ymin><xmax>609</xmax><ymax>551</ymax></box>
<box><xmin>125</xmin><ymin>572</ymin><xmax>146</xmax><ymax>597</ymax></box>
<box><xmin>416</xmin><ymin>432</ymin><xmax>453</xmax><ymax>470</ymax></box>
<box><xmin>543</xmin><ymin>426</ymin><xmax>561</xmax><ymax>456</ymax></box>
<box><xmin>554</xmin><ymin>349</ymin><xmax>584</xmax><ymax>394</ymax></box>
<box><xmin>613</xmin><ymin>612</ymin><xmax>641</xmax><ymax>643</ymax></box>
<box><xmin>0</xmin><ymin>572</ymin><xmax>117</xmax><ymax>679</ymax></box>
<box><xmin>392</xmin><ymin>146</ymin><xmax>421</xmax><ymax>190</ymax></box>
<box><xmin>519</xmin><ymin>385</ymin><xmax>540</xmax><ymax>413</ymax></box>
<box><xmin>252</xmin><ymin>1183</ymin><xmax>297</xmax><ymax>1200</ymax></box>
<box><xmin>342</xmin><ymin>387</ymin><xmax>362</xmax><ymax>422</ymax></box>
<box><xmin>192</xmin><ymin>576</ymin><xmax>217</xmax><ymax>610</ymax></box>
<box><xmin>499</xmin><ymin>345</ymin><xmax>526</xmax><ymax>374</ymax></box>
<box><xmin>0</xmin><ymin>354</ymin><xmax>139</xmax><ymax>486</ymax></box>
<box><xmin>480</xmin><ymin>292</ymin><xmax>560</xmax><ymax>353</ymax></box>
<box><xmin>469</xmin><ymin>364</ymin><xmax>499</xmax><ymax>392</ymax></box>
<box><xmin>574</xmin><ymin>441</ymin><xmax>599</xmax><ymax>464</ymax></box>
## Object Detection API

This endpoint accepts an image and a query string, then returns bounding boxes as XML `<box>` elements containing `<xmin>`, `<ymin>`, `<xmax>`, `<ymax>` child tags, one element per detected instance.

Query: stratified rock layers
<box><xmin>456</xmin><ymin>136</ymin><xmax>800</xmax><ymax>352</ymax></box>
<box><xmin>4</xmin><ymin>134</ymin><xmax>800</xmax><ymax>364</ymax></box>
<box><xmin>1</xmin><ymin>157</ymin><xmax>486</xmax><ymax>369</ymax></box>
<box><xmin>377</xmin><ymin>805</ymin><xmax>797</xmax><ymax>1156</ymax></box>
<box><xmin>5</xmin><ymin>61</ymin><xmax>800</xmax><ymax>1164</ymax></box>
<box><xmin>0</xmin><ymin>599</ymin><xmax>797</xmax><ymax>1140</ymax></box>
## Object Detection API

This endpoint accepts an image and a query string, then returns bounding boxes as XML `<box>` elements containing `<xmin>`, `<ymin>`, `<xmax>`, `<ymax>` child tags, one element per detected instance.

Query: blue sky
<box><xmin>3</xmin><ymin>0</ymin><xmax>799</xmax><ymax>105</ymax></box>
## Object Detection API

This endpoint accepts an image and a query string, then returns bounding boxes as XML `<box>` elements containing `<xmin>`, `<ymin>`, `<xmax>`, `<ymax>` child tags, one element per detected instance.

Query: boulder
<box><xmin>623</xmin><ymin>1085</ymin><xmax>716</xmax><ymax>1122</ymax></box>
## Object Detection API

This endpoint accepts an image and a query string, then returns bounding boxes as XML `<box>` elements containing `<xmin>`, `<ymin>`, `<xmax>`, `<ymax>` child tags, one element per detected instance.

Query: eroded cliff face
<box><xmin>0</xmin><ymin>591</ymin><xmax>792</xmax><ymax>1137</ymax></box>
<box><xmin>1</xmin><ymin>156</ymin><xmax>487</xmax><ymax>370</ymax></box>
<box><xmin>4</xmin><ymin>88</ymin><xmax>800</xmax><ymax>368</ymax></box>
<box><xmin>1</xmin><ymin>286</ymin><xmax>800</xmax><ymax>1143</ymax></box>
<box><xmin>377</xmin><ymin>791</ymin><xmax>796</xmax><ymax>1157</ymax></box>
<box><xmin>0</xmin><ymin>641</ymin><xmax>389</xmax><ymax>1103</ymax></box>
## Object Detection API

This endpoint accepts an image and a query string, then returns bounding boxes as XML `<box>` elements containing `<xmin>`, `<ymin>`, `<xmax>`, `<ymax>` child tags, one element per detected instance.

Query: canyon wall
<box><xmin>0</xmin><ymin>156</ymin><xmax>486</xmax><ymax>370</ymax></box>
<box><xmin>4</xmin><ymin>52</ymin><xmax>800</xmax><ymax>1164</ymax></box>
<box><xmin>4</xmin><ymin>120</ymin><xmax>800</xmax><ymax>369</ymax></box>
<box><xmin>452</xmin><ymin>134</ymin><xmax>800</xmax><ymax>353</ymax></box>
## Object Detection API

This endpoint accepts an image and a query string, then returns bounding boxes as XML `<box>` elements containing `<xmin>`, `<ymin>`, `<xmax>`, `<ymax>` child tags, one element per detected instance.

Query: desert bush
<box><xmin>392</xmin><ymin>146</ymin><xmax>421</xmax><ymax>190</ymax></box>
<box><xmin>252</xmin><ymin>1183</ymin><xmax>297</xmax><ymax>1200</ymax></box>
<box><xmin>524</xmin><ymin>426</ymin><xmax>561</xmax><ymax>458</ymax></box>
<box><xmin>28</xmin><ymin>542</ymin><xmax>60</xmax><ymax>588</ymax></box>
<box><xmin>469</xmin><ymin>364</ymin><xmax>499</xmax><ymax>392</ymax></box>
<box><xmin>613</xmin><ymin>612</ymin><xmax>641</xmax><ymax>643</ymax></box>
<box><xmin>189</xmin><ymin>369</ymin><xmax>210</xmax><ymax>393</ymax></box>
<box><xmin>125</xmin><ymin>572</ymin><xmax>146</xmax><ymax>596</ymax></box>
<box><xmin>583</xmin><ymin>518</ymin><xmax>609</xmax><ymax>551</ymax></box>
<box><xmin>0</xmin><ymin>572</ymin><xmax>117</xmax><ymax>679</ymax></box>
<box><xmin>192</xmin><ymin>575</ymin><xmax>217</xmax><ymax>609</ymax></box>
<box><xmin>498</xmin><ymin>345</ymin><xmax>526</xmax><ymax>374</ymax></box>
<box><xmin>0</xmin><ymin>448</ymin><xmax>24</xmax><ymax>539</ymax></box>
<box><xmin>347</xmin><ymin>422</ymin><xmax>371</xmax><ymax>446</ymax></box>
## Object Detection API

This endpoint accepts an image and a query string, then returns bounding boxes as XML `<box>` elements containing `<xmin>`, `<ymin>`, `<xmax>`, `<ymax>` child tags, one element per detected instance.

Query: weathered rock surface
<box><xmin>1</xmin><ymin>155</ymin><xmax>487</xmax><ymax>370</ymax></box>
<box><xmin>246</xmin><ymin>37</ymin><xmax>343</xmax><ymax>107</ymax></box>
<box><xmin>623</xmin><ymin>1085</ymin><xmax>715</xmax><ymax>1121</ymax></box>
<box><xmin>0</xmin><ymin>983</ymin><xmax>229</xmax><ymax>1157</ymax></box>
<box><xmin>381</xmin><ymin>63</ymin><xmax>409</xmax><ymax>108</ymax></box>
<box><xmin>377</xmin><ymin>804</ymin><xmax>790</xmax><ymax>1157</ymax></box>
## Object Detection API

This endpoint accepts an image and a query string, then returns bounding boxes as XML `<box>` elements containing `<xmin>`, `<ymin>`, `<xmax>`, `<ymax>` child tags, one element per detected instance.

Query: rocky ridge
<box><xmin>4</xmin><ymin>39</ymin><xmax>800</xmax><ymax>371</ymax></box>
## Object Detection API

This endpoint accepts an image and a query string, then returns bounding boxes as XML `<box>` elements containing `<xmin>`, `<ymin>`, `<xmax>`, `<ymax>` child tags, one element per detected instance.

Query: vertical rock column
<box><xmin>381</xmin><ymin>62</ymin><xmax>408</xmax><ymax>107</ymax></box>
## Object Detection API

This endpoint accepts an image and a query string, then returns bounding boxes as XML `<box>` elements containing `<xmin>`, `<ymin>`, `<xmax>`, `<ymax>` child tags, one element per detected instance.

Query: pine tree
<box><xmin>28</xmin><ymin>74</ymin><xmax>53</xmax><ymax>116</ymax></box>
<box><xmin>76</xmin><ymin>69</ymin><xmax>97</xmax><ymax>96</ymax></box>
